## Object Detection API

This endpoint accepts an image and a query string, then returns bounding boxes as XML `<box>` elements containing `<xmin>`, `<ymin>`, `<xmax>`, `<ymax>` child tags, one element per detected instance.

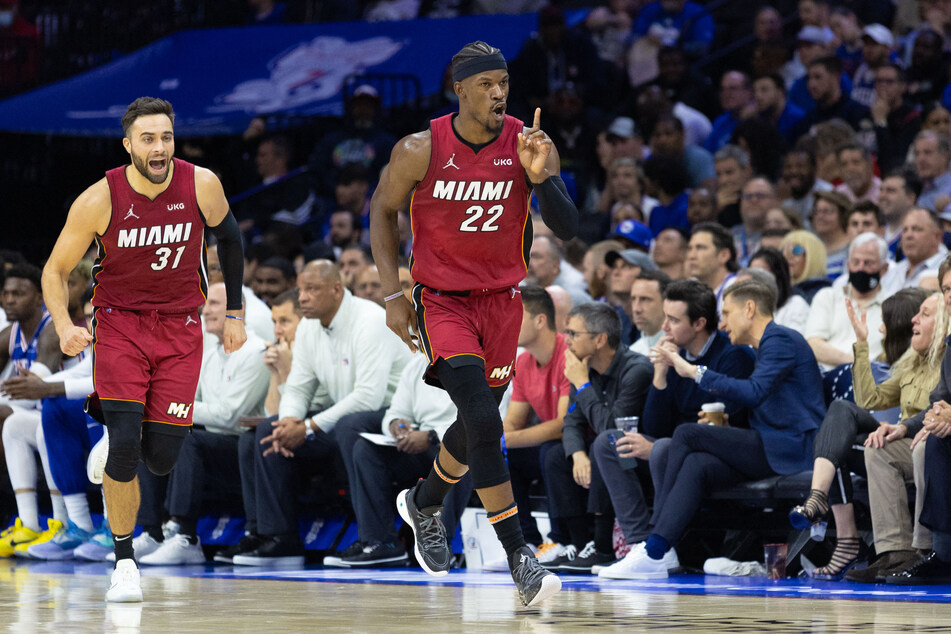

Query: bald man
<box><xmin>545</xmin><ymin>285</ymin><xmax>572</xmax><ymax>334</ymax></box>
<box><xmin>529</xmin><ymin>236</ymin><xmax>591</xmax><ymax>306</ymax></box>
<box><xmin>230</xmin><ymin>260</ymin><xmax>411</xmax><ymax>566</ymax></box>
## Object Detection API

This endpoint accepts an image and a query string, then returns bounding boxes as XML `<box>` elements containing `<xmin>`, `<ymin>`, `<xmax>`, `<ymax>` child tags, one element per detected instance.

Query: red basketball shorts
<box><xmin>90</xmin><ymin>306</ymin><xmax>203</xmax><ymax>429</ymax></box>
<box><xmin>412</xmin><ymin>284</ymin><xmax>522</xmax><ymax>388</ymax></box>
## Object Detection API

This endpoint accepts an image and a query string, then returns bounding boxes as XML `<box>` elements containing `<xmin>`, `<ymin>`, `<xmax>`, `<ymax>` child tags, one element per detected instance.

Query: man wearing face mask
<box><xmin>805</xmin><ymin>232</ymin><xmax>888</xmax><ymax>371</ymax></box>
<box><xmin>0</xmin><ymin>0</ymin><xmax>40</xmax><ymax>91</ymax></box>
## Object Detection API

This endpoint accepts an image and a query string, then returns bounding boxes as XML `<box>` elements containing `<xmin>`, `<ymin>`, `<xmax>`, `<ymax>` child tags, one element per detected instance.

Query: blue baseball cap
<box><xmin>612</xmin><ymin>219</ymin><xmax>653</xmax><ymax>251</ymax></box>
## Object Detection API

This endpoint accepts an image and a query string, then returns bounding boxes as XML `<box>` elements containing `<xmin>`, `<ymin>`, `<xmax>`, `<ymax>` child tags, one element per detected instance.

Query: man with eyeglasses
<box><xmin>871</xmin><ymin>64</ymin><xmax>921</xmax><ymax>174</ymax></box>
<box><xmin>733</xmin><ymin>178</ymin><xmax>777</xmax><ymax>265</ymax></box>
<box><xmin>540</xmin><ymin>303</ymin><xmax>652</xmax><ymax>574</ymax></box>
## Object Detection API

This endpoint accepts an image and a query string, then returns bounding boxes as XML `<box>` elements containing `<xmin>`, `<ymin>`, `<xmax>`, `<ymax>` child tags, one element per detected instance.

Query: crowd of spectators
<box><xmin>5</xmin><ymin>0</ymin><xmax>951</xmax><ymax>588</ymax></box>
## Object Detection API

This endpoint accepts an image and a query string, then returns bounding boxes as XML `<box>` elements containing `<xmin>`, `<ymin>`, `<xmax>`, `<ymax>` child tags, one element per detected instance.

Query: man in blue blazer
<box><xmin>610</xmin><ymin>279</ymin><xmax>825</xmax><ymax>578</ymax></box>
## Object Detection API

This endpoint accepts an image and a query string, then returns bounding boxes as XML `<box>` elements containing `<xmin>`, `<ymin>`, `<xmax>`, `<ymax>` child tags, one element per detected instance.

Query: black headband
<box><xmin>452</xmin><ymin>52</ymin><xmax>508</xmax><ymax>83</ymax></box>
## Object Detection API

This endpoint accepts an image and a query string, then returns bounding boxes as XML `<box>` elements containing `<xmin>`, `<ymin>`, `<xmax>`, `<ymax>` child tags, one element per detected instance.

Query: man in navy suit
<box><xmin>610</xmin><ymin>279</ymin><xmax>825</xmax><ymax>578</ymax></box>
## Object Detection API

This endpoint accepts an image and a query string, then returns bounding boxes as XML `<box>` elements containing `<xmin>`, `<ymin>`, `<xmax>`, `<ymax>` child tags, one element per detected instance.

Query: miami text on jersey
<box><xmin>432</xmin><ymin>180</ymin><xmax>515</xmax><ymax>202</ymax></box>
<box><xmin>117</xmin><ymin>222</ymin><xmax>194</xmax><ymax>248</ymax></box>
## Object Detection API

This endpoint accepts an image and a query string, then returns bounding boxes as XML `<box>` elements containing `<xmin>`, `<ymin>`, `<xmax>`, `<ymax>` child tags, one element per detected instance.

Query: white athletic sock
<box><xmin>50</xmin><ymin>493</ymin><xmax>68</xmax><ymax>524</ymax></box>
<box><xmin>14</xmin><ymin>492</ymin><xmax>39</xmax><ymax>532</ymax></box>
<box><xmin>64</xmin><ymin>494</ymin><xmax>94</xmax><ymax>532</ymax></box>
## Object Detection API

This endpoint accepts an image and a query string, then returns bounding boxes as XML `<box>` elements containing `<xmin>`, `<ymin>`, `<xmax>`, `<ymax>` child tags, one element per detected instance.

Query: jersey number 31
<box><xmin>151</xmin><ymin>246</ymin><xmax>186</xmax><ymax>271</ymax></box>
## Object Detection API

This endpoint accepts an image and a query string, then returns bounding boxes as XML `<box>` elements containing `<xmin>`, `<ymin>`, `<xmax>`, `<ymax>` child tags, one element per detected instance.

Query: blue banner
<box><xmin>0</xmin><ymin>14</ymin><xmax>542</xmax><ymax>137</ymax></box>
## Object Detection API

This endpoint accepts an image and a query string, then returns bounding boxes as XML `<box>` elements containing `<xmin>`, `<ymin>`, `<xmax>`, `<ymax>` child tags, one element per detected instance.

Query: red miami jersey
<box><xmin>409</xmin><ymin>114</ymin><xmax>532</xmax><ymax>291</ymax></box>
<box><xmin>93</xmin><ymin>158</ymin><xmax>208</xmax><ymax>311</ymax></box>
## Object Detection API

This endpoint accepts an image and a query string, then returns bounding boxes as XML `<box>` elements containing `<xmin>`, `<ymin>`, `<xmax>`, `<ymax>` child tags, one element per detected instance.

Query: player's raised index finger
<box><xmin>533</xmin><ymin>108</ymin><xmax>541</xmax><ymax>130</ymax></box>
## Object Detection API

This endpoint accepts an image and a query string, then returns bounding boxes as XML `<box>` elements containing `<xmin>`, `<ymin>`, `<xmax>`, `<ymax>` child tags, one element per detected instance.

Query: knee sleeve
<box><xmin>142</xmin><ymin>427</ymin><xmax>186</xmax><ymax>476</ymax></box>
<box><xmin>103</xmin><ymin>410</ymin><xmax>143</xmax><ymax>483</ymax></box>
<box><xmin>440</xmin><ymin>419</ymin><xmax>468</xmax><ymax>466</ymax></box>
<box><xmin>435</xmin><ymin>360</ymin><xmax>508</xmax><ymax>489</ymax></box>
<box><xmin>463</xmin><ymin>390</ymin><xmax>509</xmax><ymax>489</ymax></box>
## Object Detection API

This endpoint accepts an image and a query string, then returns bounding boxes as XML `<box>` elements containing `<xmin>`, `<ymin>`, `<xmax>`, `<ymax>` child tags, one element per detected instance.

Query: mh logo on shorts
<box><xmin>488</xmin><ymin>363</ymin><xmax>514</xmax><ymax>382</ymax></box>
<box><xmin>167</xmin><ymin>401</ymin><xmax>193</xmax><ymax>419</ymax></box>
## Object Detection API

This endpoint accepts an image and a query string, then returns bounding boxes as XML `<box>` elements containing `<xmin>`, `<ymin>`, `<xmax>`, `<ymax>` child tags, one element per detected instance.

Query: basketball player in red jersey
<box><xmin>371</xmin><ymin>42</ymin><xmax>577</xmax><ymax>607</ymax></box>
<box><xmin>41</xmin><ymin>97</ymin><xmax>247</xmax><ymax>603</ymax></box>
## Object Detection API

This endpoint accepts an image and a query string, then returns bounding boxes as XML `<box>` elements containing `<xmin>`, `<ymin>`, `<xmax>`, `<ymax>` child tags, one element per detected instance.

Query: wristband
<box><xmin>226</xmin><ymin>315</ymin><xmax>243</xmax><ymax>320</ymax></box>
<box><xmin>384</xmin><ymin>291</ymin><xmax>404</xmax><ymax>303</ymax></box>
<box><xmin>500</xmin><ymin>433</ymin><xmax>507</xmax><ymax>456</ymax></box>
<box><xmin>576</xmin><ymin>382</ymin><xmax>591</xmax><ymax>394</ymax></box>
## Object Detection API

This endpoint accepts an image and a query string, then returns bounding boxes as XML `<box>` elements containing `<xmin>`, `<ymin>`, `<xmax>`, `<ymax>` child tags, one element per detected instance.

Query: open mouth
<box><xmin>492</xmin><ymin>102</ymin><xmax>506</xmax><ymax>121</ymax></box>
<box><xmin>148</xmin><ymin>157</ymin><xmax>167</xmax><ymax>174</ymax></box>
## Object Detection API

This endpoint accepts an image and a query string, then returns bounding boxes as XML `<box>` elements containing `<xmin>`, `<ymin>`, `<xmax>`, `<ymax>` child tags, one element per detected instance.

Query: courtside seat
<box><xmin>709</xmin><ymin>471</ymin><xmax>816</xmax><ymax>504</ymax></box>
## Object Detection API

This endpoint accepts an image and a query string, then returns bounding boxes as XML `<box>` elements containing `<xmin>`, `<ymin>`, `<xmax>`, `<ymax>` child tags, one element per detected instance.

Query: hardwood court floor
<box><xmin>2</xmin><ymin>560</ymin><xmax>951</xmax><ymax>632</ymax></box>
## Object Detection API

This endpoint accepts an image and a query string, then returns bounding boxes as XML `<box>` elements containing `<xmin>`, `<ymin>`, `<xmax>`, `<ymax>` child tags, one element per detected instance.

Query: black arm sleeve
<box><xmin>533</xmin><ymin>175</ymin><xmax>578</xmax><ymax>241</ymax></box>
<box><xmin>209</xmin><ymin>211</ymin><xmax>245</xmax><ymax>311</ymax></box>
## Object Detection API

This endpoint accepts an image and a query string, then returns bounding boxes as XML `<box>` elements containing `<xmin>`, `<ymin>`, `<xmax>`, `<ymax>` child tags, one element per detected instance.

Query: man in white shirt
<box><xmin>630</xmin><ymin>271</ymin><xmax>671</xmax><ymax>356</ymax></box>
<box><xmin>139</xmin><ymin>283</ymin><xmax>271</xmax><ymax>565</ymax></box>
<box><xmin>805</xmin><ymin>233</ymin><xmax>888</xmax><ymax>370</ymax></box>
<box><xmin>233</xmin><ymin>260</ymin><xmax>410</xmax><ymax>566</ymax></box>
<box><xmin>323</xmin><ymin>353</ymin><xmax>472</xmax><ymax>568</ymax></box>
<box><xmin>881</xmin><ymin>208</ymin><xmax>947</xmax><ymax>296</ymax></box>
<box><xmin>205</xmin><ymin>244</ymin><xmax>273</xmax><ymax>342</ymax></box>
<box><xmin>263</xmin><ymin>288</ymin><xmax>302</xmax><ymax>417</ymax></box>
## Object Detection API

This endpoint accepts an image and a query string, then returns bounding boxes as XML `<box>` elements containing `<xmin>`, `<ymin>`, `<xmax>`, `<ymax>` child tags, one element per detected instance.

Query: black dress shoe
<box><xmin>844</xmin><ymin>549</ymin><xmax>918</xmax><ymax>583</ymax></box>
<box><xmin>232</xmin><ymin>534</ymin><xmax>305</xmax><ymax>567</ymax></box>
<box><xmin>214</xmin><ymin>534</ymin><xmax>263</xmax><ymax>563</ymax></box>
<box><xmin>885</xmin><ymin>552</ymin><xmax>951</xmax><ymax>585</ymax></box>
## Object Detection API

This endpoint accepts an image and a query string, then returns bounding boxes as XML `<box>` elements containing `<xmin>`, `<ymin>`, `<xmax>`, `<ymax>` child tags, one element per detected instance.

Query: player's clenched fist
<box><xmin>60</xmin><ymin>325</ymin><xmax>93</xmax><ymax>356</ymax></box>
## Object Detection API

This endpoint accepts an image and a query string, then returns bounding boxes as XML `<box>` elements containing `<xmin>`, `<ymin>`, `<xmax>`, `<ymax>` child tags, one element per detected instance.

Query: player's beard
<box><xmin>483</xmin><ymin>112</ymin><xmax>504</xmax><ymax>136</ymax></box>
<box><xmin>131</xmin><ymin>151</ymin><xmax>171</xmax><ymax>185</ymax></box>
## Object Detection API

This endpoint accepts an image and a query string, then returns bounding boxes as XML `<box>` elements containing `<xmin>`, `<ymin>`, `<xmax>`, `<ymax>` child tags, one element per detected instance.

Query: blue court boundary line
<box><xmin>174</xmin><ymin>567</ymin><xmax>951</xmax><ymax>605</ymax></box>
<box><xmin>13</xmin><ymin>561</ymin><xmax>951</xmax><ymax>605</ymax></box>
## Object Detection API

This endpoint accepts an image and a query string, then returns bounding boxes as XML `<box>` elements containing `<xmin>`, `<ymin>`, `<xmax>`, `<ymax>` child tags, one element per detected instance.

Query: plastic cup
<box><xmin>701</xmin><ymin>402</ymin><xmax>726</xmax><ymax>426</ymax></box>
<box><xmin>615</xmin><ymin>416</ymin><xmax>639</xmax><ymax>433</ymax></box>
<box><xmin>614</xmin><ymin>417</ymin><xmax>640</xmax><ymax>470</ymax></box>
<box><xmin>764</xmin><ymin>543</ymin><xmax>787</xmax><ymax>579</ymax></box>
